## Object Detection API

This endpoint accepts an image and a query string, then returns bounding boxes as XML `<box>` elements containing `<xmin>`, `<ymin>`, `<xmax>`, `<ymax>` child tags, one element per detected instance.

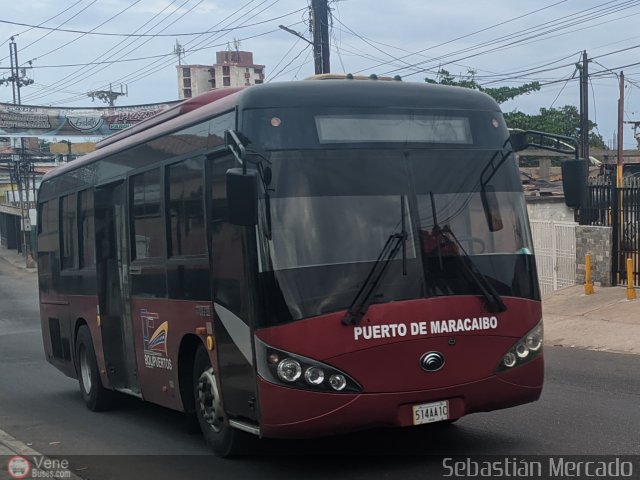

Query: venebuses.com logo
<box><xmin>6</xmin><ymin>455</ymin><xmax>71</xmax><ymax>479</ymax></box>
<box><xmin>7</xmin><ymin>456</ymin><xmax>30</xmax><ymax>479</ymax></box>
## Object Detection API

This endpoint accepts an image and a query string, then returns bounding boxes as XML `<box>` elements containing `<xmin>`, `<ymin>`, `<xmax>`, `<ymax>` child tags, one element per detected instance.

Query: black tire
<box><xmin>75</xmin><ymin>325</ymin><xmax>116</xmax><ymax>411</ymax></box>
<box><xmin>193</xmin><ymin>345</ymin><xmax>255</xmax><ymax>457</ymax></box>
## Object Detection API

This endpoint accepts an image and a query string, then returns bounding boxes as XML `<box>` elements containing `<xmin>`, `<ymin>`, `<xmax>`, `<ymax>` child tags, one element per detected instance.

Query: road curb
<box><xmin>0</xmin><ymin>248</ymin><xmax>36</xmax><ymax>273</ymax></box>
<box><xmin>0</xmin><ymin>428</ymin><xmax>83</xmax><ymax>480</ymax></box>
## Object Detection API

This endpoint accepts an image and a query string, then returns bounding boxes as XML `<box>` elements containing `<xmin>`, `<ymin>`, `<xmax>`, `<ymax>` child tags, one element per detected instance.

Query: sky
<box><xmin>2</xmin><ymin>0</ymin><xmax>640</xmax><ymax>148</ymax></box>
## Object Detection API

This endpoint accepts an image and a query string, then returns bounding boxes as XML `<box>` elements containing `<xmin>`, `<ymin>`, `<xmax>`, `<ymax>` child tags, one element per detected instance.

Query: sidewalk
<box><xmin>0</xmin><ymin>245</ymin><xmax>36</xmax><ymax>272</ymax></box>
<box><xmin>543</xmin><ymin>284</ymin><xmax>640</xmax><ymax>355</ymax></box>
<box><xmin>0</xmin><ymin>428</ymin><xmax>82</xmax><ymax>480</ymax></box>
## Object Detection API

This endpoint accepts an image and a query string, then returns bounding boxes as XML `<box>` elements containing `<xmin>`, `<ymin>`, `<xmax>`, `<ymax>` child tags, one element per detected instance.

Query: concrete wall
<box><xmin>526</xmin><ymin>196</ymin><xmax>576</xmax><ymax>222</ymax></box>
<box><xmin>575</xmin><ymin>225</ymin><xmax>613</xmax><ymax>287</ymax></box>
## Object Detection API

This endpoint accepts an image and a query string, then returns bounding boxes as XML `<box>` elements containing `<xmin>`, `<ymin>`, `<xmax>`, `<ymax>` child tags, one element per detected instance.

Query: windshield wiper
<box><xmin>342</xmin><ymin>197</ymin><xmax>408</xmax><ymax>326</ymax></box>
<box><xmin>437</xmin><ymin>225</ymin><xmax>507</xmax><ymax>313</ymax></box>
<box><xmin>428</xmin><ymin>192</ymin><xmax>506</xmax><ymax>313</ymax></box>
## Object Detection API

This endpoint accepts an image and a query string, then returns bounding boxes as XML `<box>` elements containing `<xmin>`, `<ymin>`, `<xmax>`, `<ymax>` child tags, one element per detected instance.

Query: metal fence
<box><xmin>617</xmin><ymin>177</ymin><xmax>640</xmax><ymax>286</ymax></box>
<box><xmin>530</xmin><ymin>220</ymin><xmax>577</xmax><ymax>295</ymax></box>
<box><xmin>585</xmin><ymin>175</ymin><xmax>640</xmax><ymax>286</ymax></box>
<box><xmin>583</xmin><ymin>175</ymin><xmax>612</xmax><ymax>226</ymax></box>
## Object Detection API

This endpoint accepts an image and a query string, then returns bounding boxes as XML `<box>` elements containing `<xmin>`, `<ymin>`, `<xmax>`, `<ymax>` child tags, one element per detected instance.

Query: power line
<box><xmin>329</xmin><ymin>2</ymin><xmax>346</xmax><ymax>72</ymax></box>
<box><xmin>355</xmin><ymin>0</ymin><xmax>570</xmax><ymax>75</ymax></box>
<box><xmin>333</xmin><ymin>16</ymin><xmax>442</xmax><ymax>74</ymax></box>
<box><xmin>1</xmin><ymin>1</ymin><xmax>98</xmax><ymax>62</ymax></box>
<box><xmin>22</xmin><ymin>0</ymin><xmax>269</xmax><ymax>103</ymax></box>
<box><xmin>123</xmin><ymin>0</ymin><xmax>280</xmax><ymax>88</ymax></box>
<box><xmin>550</xmin><ymin>66</ymin><xmax>579</xmax><ymax>108</ymax></box>
<box><xmin>47</xmin><ymin>17</ymin><xmax>301</xmax><ymax>106</ymax></box>
<box><xmin>383</xmin><ymin>0</ymin><xmax>640</xmax><ymax>77</ymax></box>
<box><xmin>290</xmin><ymin>49</ymin><xmax>313</xmax><ymax>80</ymax></box>
<box><xmin>27</xmin><ymin>0</ymin><xmax>280</xmax><ymax>104</ymax></box>
<box><xmin>25</xmin><ymin>0</ymin><xmax>203</xmax><ymax>102</ymax></box>
<box><xmin>266</xmin><ymin>38</ymin><xmax>303</xmax><ymax>81</ymax></box>
<box><xmin>0</xmin><ymin>0</ymin><xmax>85</xmax><ymax>49</ymax></box>
<box><xmin>332</xmin><ymin>24</ymin><xmax>497</xmax><ymax>76</ymax></box>
<box><xmin>22</xmin><ymin>0</ymin><xmax>196</xmax><ymax>102</ymax></box>
<box><xmin>462</xmin><ymin>7</ymin><xmax>640</xmax><ymax>85</ymax></box>
<box><xmin>0</xmin><ymin>7</ymin><xmax>306</xmax><ymax>38</ymax></box>
<box><xmin>268</xmin><ymin>44</ymin><xmax>308</xmax><ymax>81</ymax></box>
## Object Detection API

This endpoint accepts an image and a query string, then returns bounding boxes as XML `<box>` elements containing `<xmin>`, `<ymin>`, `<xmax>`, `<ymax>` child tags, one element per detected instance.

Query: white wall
<box><xmin>526</xmin><ymin>196</ymin><xmax>576</xmax><ymax>222</ymax></box>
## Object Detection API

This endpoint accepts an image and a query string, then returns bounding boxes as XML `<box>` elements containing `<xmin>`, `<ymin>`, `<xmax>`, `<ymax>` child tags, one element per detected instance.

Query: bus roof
<box><xmin>41</xmin><ymin>80</ymin><xmax>500</xmax><ymax>183</ymax></box>
<box><xmin>238</xmin><ymin>80</ymin><xmax>501</xmax><ymax>111</ymax></box>
<box><xmin>95</xmin><ymin>87</ymin><xmax>245</xmax><ymax>150</ymax></box>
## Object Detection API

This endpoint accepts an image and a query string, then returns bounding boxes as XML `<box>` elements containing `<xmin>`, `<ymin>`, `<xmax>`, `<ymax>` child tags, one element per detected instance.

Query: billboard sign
<box><xmin>0</xmin><ymin>101</ymin><xmax>180</xmax><ymax>137</ymax></box>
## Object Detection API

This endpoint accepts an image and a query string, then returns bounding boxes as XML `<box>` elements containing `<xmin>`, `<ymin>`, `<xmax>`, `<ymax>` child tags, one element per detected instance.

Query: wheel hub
<box><xmin>197</xmin><ymin>368</ymin><xmax>224</xmax><ymax>433</ymax></box>
<box><xmin>79</xmin><ymin>345</ymin><xmax>92</xmax><ymax>395</ymax></box>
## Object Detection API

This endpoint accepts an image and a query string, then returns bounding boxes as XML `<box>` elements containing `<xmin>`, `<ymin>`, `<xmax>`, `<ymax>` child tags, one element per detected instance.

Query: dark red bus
<box><xmin>37</xmin><ymin>78</ymin><xmax>543</xmax><ymax>457</ymax></box>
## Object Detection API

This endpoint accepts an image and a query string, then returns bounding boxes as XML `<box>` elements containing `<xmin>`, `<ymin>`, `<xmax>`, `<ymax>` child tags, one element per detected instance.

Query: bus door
<box><xmin>209</xmin><ymin>154</ymin><xmax>259</xmax><ymax>423</ymax></box>
<box><xmin>94</xmin><ymin>182</ymin><xmax>139</xmax><ymax>393</ymax></box>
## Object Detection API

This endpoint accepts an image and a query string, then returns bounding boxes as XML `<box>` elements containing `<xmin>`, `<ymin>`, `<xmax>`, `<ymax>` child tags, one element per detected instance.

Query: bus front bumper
<box><xmin>257</xmin><ymin>355</ymin><xmax>543</xmax><ymax>439</ymax></box>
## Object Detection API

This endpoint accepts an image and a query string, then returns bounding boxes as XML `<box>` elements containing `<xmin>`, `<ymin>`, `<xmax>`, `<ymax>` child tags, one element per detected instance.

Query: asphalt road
<box><xmin>0</xmin><ymin>255</ymin><xmax>638</xmax><ymax>479</ymax></box>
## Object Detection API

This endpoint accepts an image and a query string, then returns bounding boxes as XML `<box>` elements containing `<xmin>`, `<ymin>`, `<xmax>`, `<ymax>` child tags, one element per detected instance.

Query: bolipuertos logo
<box><xmin>420</xmin><ymin>351</ymin><xmax>445</xmax><ymax>372</ymax></box>
<box><xmin>7</xmin><ymin>456</ymin><xmax>30</xmax><ymax>479</ymax></box>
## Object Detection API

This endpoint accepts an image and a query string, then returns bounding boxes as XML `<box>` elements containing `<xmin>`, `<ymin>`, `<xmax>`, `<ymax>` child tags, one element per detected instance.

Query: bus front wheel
<box><xmin>193</xmin><ymin>345</ymin><xmax>255</xmax><ymax>457</ymax></box>
<box><xmin>75</xmin><ymin>325</ymin><xmax>116</xmax><ymax>411</ymax></box>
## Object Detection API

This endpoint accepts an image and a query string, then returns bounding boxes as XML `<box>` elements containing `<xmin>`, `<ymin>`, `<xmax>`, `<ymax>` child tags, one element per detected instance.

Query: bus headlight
<box><xmin>525</xmin><ymin>329</ymin><xmax>543</xmax><ymax>352</ymax></box>
<box><xmin>304</xmin><ymin>367</ymin><xmax>325</xmax><ymax>385</ymax></box>
<box><xmin>503</xmin><ymin>352</ymin><xmax>517</xmax><ymax>368</ymax></box>
<box><xmin>515</xmin><ymin>343</ymin><xmax>529</xmax><ymax>359</ymax></box>
<box><xmin>255</xmin><ymin>337</ymin><xmax>362</xmax><ymax>393</ymax></box>
<box><xmin>328</xmin><ymin>374</ymin><xmax>347</xmax><ymax>391</ymax></box>
<box><xmin>497</xmin><ymin>321</ymin><xmax>543</xmax><ymax>372</ymax></box>
<box><xmin>277</xmin><ymin>358</ymin><xmax>302</xmax><ymax>382</ymax></box>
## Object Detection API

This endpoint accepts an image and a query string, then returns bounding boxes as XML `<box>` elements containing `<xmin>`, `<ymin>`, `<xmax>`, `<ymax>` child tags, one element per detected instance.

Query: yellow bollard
<box><xmin>584</xmin><ymin>254</ymin><xmax>594</xmax><ymax>295</ymax></box>
<box><xmin>627</xmin><ymin>258</ymin><xmax>636</xmax><ymax>300</ymax></box>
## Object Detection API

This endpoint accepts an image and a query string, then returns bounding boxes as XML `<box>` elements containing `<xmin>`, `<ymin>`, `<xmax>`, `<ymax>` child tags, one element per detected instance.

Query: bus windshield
<box><xmin>253</xmin><ymin>147</ymin><xmax>537</xmax><ymax>327</ymax></box>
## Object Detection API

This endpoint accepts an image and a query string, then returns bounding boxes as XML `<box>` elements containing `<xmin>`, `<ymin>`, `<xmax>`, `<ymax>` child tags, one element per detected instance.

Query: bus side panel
<box><xmin>38</xmin><ymin>207</ymin><xmax>78</xmax><ymax>378</ymax></box>
<box><xmin>39</xmin><ymin>301</ymin><xmax>76</xmax><ymax>379</ymax></box>
<box><xmin>68</xmin><ymin>294</ymin><xmax>109</xmax><ymax>388</ymax></box>
<box><xmin>129</xmin><ymin>297</ymin><xmax>212</xmax><ymax>412</ymax></box>
<box><xmin>40</xmin><ymin>292</ymin><xmax>112</xmax><ymax>388</ymax></box>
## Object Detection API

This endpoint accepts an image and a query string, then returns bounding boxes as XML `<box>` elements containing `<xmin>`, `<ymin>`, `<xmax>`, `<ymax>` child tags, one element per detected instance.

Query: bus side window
<box><xmin>78</xmin><ymin>190</ymin><xmax>96</xmax><ymax>269</ymax></box>
<box><xmin>60</xmin><ymin>193</ymin><xmax>78</xmax><ymax>270</ymax></box>
<box><xmin>167</xmin><ymin>157</ymin><xmax>206</xmax><ymax>257</ymax></box>
<box><xmin>130</xmin><ymin>168</ymin><xmax>163</xmax><ymax>260</ymax></box>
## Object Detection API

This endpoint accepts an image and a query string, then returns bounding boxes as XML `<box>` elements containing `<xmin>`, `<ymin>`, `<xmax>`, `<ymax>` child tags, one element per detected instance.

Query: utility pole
<box><xmin>9</xmin><ymin>40</ymin><xmax>18</xmax><ymax>103</ymax></box>
<box><xmin>311</xmin><ymin>0</ymin><xmax>330</xmax><ymax>74</ymax></box>
<box><xmin>578</xmin><ymin>50</ymin><xmax>590</xmax><ymax>162</ymax></box>
<box><xmin>617</xmin><ymin>71</ymin><xmax>624</xmax><ymax>188</ymax></box>
<box><xmin>0</xmin><ymin>38</ymin><xmax>34</xmax><ymax>104</ymax></box>
<box><xmin>0</xmin><ymin>38</ymin><xmax>36</xmax><ymax>266</ymax></box>
<box><xmin>87</xmin><ymin>83</ymin><xmax>127</xmax><ymax>106</ymax></box>
<box><xmin>576</xmin><ymin>50</ymin><xmax>590</xmax><ymax>220</ymax></box>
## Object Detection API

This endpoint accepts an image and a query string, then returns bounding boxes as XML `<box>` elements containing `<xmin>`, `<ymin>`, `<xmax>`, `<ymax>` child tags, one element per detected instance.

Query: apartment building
<box><xmin>177</xmin><ymin>50</ymin><xmax>266</xmax><ymax>99</ymax></box>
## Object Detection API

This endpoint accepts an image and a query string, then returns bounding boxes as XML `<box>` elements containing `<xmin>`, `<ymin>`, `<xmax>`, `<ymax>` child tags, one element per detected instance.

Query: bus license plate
<box><xmin>412</xmin><ymin>400</ymin><xmax>449</xmax><ymax>425</ymax></box>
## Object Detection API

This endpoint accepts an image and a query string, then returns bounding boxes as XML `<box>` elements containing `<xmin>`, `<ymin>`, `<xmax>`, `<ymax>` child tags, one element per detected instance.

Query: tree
<box><xmin>504</xmin><ymin>106</ymin><xmax>606</xmax><ymax>149</ymax></box>
<box><xmin>425</xmin><ymin>69</ymin><xmax>540</xmax><ymax>104</ymax></box>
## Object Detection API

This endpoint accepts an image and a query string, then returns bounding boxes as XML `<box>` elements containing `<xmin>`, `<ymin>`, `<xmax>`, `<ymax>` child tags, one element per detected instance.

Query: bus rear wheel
<box><xmin>193</xmin><ymin>345</ymin><xmax>255</xmax><ymax>457</ymax></box>
<box><xmin>75</xmin><ymin>325</ymin><xmax>116</xmax><ymax>411</ymax></box>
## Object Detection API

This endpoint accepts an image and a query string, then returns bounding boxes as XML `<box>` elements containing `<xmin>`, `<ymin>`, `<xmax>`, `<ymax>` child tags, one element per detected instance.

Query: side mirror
<box><xmin>481</xmin><ymin>185</ymin><xmax>504</xmax><ymax>232</ymax></box>
<box><xmin>509</xmin><ymin>131</ymin><xmax>528</xmax><ymax>152</ymax></box>
<box><xmin>226</xmin><ymin>168</ymin><xmax>258</xmax><ymax>226</ymax></box>
<box><xmin>561</xmin><ymin>159</ymin><xmax>587</xmax><ymax>208</ymax></box>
